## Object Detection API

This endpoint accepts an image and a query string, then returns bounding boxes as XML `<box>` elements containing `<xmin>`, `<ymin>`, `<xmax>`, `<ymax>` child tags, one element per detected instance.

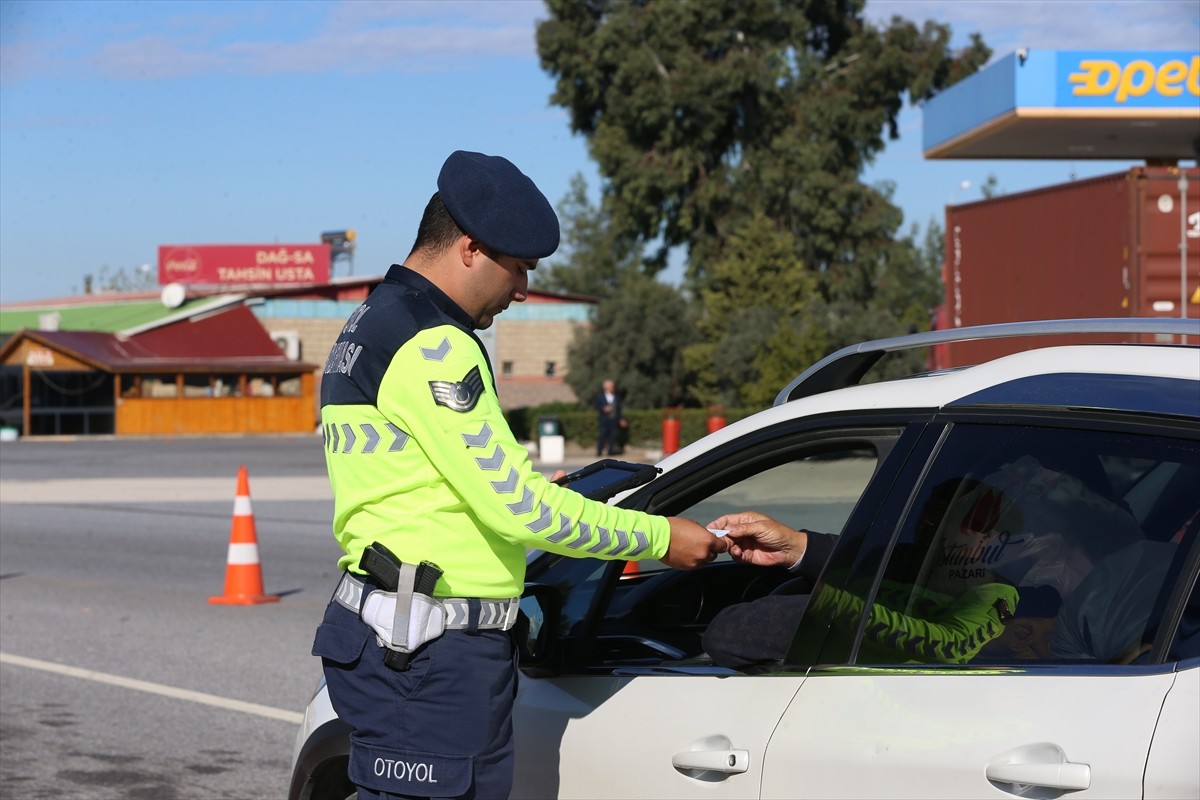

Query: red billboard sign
<box><xmin>157</xmin><ymin>244</ymin><xmax>331</xmax><ymax>286</ymax></box>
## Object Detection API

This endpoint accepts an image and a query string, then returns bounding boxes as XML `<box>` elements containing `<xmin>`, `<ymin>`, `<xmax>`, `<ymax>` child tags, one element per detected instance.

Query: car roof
<box><xmin>652</xmin><ymin>320</ymin><xmax>1200</xmax><ymax>473</ymax></box>
<box><xmin>774</xmin><ymin>318</ymin><xmax>1199</xmax><ymax>404</ymax></box>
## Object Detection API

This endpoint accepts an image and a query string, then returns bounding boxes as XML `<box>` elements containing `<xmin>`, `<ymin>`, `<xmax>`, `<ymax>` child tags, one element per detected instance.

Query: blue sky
<box><xmin>1</xmin><ymin>0</ymin><xmax>1197</xmax><ymax>304</ymax></box>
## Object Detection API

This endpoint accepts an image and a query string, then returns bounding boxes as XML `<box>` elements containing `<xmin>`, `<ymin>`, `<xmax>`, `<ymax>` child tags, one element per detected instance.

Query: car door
<box><xmin>510</xmin><ymin>421</ymin><xmax>919</xmax><ymax>800</ymax></box>
<box><xmin>1144</xmin><ymin>572</ymin><xmax>1200</xmax><ymax>799</ymax></box>
<box><xmin>760</xmin><ymin>418</ymin><xmax>1200</xmax><ymax>799</ymax></box>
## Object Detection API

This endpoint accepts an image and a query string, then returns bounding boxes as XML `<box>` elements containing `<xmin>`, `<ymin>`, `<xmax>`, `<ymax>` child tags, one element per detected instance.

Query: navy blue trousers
<box><xmin>596</xmin><ymin>418</ymin><xmax>619</xmax><ymax>455</ymax></box>
<box><xmin>313</xmin><ymin>589</ymin><xmax>518</xmax><ymax>799</ymax></box>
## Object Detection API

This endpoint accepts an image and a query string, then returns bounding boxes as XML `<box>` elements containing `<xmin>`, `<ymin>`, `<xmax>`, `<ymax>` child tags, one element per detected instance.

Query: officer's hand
<box><xmin>661</xmin><ymin>517</ymin><xmax>728</xmax><ymax>570</ymax></box>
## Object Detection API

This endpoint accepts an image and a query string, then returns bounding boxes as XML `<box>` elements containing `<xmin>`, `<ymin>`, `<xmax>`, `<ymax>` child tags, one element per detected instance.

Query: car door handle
<box><xmin>671</xmin><ymin>748</ymin><xmax>750</xmax><ymax>774</ymax></box>
<box><xmin>986</xmin><ymin>760</ymin><xmax>1091</xmax><ymax>791</ymax></box>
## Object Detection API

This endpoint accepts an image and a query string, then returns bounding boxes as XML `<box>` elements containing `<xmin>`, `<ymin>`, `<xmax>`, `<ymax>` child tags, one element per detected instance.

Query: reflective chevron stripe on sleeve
<box><xmin>458</xmin><ymin>421</ymin><xmax>650</xmax><ymax>558</ymax></box>
<box><xmin>324</xmin><ymin>422</ymin><xmax>410</xmax><ymax>454</ymax></box>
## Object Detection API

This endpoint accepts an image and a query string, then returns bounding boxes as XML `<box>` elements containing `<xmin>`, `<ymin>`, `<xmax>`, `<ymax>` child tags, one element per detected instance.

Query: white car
<box><xmin>290</xmin><ymin>318</ymin><xmax>1200</xmax><ymax>800</ymax></box>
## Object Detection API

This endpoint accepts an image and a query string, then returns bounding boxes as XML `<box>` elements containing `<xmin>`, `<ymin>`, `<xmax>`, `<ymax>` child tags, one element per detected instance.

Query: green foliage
<box><xmin>980</xmin><ymin>173</ymin><xmax>1002</xmax><ymax>199</ymax></box>
<box><xmin>626</xmin><ymin>406</ymin><xmax>755</xmax><ymax>449</ymax></box>
<box><xmin>684</xmin><ymin>212</ymin><xmax>825</xmax><ymax>406</ymax></box>
<box><xmin>511</xmin><ymin>402</ymin><xmax>758</xmax><ymax>451</ymax></box>
<box><xmin>537</xmin><ymin>0</ymin><xmax>989</xmax><ymax>290</ymax></box>
<box><xmin>504</xmin><ymin>401</ymin><xmax>582</xmax><ymax>443</ymax></box>
<box><xmin>536</xmin><ymin>0</ymin><xmax>988</xmax><ymax>405</ymax></box>
<box><xmin>533</xmin><ymin>173</ymin><xmax>645</xmax><ymax>297</ymax></box>
<box><xmin>744</xmin><ymin>314</ymin><xmax>829</xmax><ymax>408</ymax></box>
<box><xmin>564</xmin><ymin>273</ymin><xmax>696</xmax><ymax>408</ymax></box>
<box><xmin>86</xmin><ymin>265</ymin><xmax>157</xmax><ymax>294</ymax></box>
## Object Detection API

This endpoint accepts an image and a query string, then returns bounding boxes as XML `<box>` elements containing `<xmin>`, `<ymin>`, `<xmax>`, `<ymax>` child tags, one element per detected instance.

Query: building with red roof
<box><xmin>0</xmin><ymin>274</ymin><xmax>595</xmax><ymax>437</ymax></box>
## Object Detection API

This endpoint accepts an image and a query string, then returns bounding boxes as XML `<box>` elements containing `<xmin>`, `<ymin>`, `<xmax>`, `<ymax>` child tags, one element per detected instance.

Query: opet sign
<box><xmin>1064</xmin><ymin>52</ymin><xmax>1199</xmax><ymax>106</ymax></box>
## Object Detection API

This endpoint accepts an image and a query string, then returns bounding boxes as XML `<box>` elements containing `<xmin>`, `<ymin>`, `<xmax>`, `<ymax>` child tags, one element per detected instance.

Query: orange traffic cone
<box><xmin>209</xmin><ymin>465</ymin><xmax>279</xmax><ymax>605</ymax></box>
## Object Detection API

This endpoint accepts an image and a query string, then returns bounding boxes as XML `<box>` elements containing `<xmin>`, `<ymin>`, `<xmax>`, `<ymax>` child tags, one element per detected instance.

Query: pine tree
<box><xmin>537</xmin><ymin>0</ymin><xmax>990</xmax><ymax>404</ymax></box>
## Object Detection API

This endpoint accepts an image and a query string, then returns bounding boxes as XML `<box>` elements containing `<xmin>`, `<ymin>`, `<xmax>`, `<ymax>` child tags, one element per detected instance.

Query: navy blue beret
<box><xmin>437</xmin><ymin>150</ymin><xmax>560</xmax><ymax>260</ymax></box>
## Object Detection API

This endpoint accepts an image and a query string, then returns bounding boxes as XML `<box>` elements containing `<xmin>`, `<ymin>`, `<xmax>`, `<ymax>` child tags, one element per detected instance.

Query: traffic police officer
<box><xmin>312</xmin><ymin>150</ymin><xmax>725</xmax><ymax>800</ymax></box>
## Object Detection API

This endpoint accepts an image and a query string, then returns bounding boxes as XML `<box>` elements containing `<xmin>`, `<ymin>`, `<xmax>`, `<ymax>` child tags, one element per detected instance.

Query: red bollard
<box><xmin>662</xmin><ymin>415</ymin><xmax>681</xmax><ymax>456</ymax></box>
<box><xmin>706</xmin><ymin>406</ymin><xmax>727</xmax><ymax>434</ymax></box>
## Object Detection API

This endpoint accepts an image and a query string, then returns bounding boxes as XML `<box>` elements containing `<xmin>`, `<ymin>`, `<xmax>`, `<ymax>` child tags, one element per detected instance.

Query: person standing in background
<box><xmin>594</xmin><ymin>378</ymin><xmax>625</xmax><ymax>456</ymax></box>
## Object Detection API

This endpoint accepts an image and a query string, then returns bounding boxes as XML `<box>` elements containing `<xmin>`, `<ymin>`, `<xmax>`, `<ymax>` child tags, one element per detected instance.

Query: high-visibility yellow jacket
<box><xmin>319</xmin><ymin>265</ymin><xmax>669</xmax><ymax>599</ymax></box>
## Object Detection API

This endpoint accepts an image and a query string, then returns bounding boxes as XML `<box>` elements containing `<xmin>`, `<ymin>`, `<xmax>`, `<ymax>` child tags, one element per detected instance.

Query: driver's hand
<box><xmin>708</xmin><ymin>511</ymin><xmax>808</xmax><ymax>569</ymax></box>
<box><xmin>660</xmin><ymin>517</ymin><xmax>728</xmax><ymax>570</ymax></box>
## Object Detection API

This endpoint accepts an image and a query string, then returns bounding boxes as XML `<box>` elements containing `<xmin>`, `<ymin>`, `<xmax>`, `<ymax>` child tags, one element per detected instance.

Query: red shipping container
<box><xmin>937</xmin><ymin>166</ymin><xmax>1199</xmax><ymax>368</ymax></box>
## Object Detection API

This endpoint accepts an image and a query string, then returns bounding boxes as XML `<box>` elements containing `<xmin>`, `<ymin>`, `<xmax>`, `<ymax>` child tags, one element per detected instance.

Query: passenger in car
<box><xmin>1053</xmin><ymin>507</ymin><xmax>1200</xmax><ymax>663</ymax></box>
<box><xmin>702</xmin><ymin>453</ymin><xmax>1145</xmax><ymax>669</ymax></box>
<box><xmin>944</xmin><ymin>453</ymin><xmax>1142</xmax><ymax>660</ymax></box>
<box><xmin>702</xmin><ymin>509</ymin><xmax>1018</xmax><ymax>668</ymax></box>
<box><xmin>1050</xmin><ymin>539</ymin><xmax>1176</xmax><ymax>662</ymax></box>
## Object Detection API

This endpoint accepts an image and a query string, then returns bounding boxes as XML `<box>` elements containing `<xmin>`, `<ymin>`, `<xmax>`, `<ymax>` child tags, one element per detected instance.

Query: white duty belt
<box><xmin>334</xmin><ymin>571</ymin><xmax>520</xmax><ymax>631</ymax></box>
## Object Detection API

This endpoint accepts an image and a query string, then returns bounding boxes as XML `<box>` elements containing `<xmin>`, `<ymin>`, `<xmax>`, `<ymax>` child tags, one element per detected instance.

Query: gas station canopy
<box><xmin>923</xmin><ymin>50</ymin><xmax>1199</xmax><ymax>161</ymax></box>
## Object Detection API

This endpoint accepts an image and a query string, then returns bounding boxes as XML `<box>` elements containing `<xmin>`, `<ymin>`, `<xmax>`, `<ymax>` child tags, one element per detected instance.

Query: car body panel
<box><xmin>511</xmin><ymin>673</ymin><xmax>807</xmax><ymax>799</ymax></box>
<box><xmin>292</xmin><ymin>677</ymin><xmax>338</xmax><ymax>768</ymax></box>
<box><xmin>1144</xmin><ymin>662</ymin><xmax>1200</xmax><ymax>799</ymax></box>
<box><xmin>761</xmin><ymin>668</ymin><xmax>1175</xmax><ymax>799</ymax></box>
<box><xmin>289</xmin><ymin>680</ymin><xmax>353</xmax><ymax>800</ymax></box>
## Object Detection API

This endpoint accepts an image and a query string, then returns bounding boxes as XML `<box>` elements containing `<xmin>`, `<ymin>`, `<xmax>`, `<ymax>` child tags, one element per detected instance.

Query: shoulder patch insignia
<box><xmin>430</xmin><ymin>366</ymin><xmax>485</xmax><ymax>412</ymax></box>
<box><xmin>420</xmin><ymin>338</ymin><xmax>451</xmax><ymax>361</ymax></box>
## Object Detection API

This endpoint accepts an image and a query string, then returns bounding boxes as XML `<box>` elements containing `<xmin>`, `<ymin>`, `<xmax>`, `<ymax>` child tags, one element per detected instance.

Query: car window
<box><xmin>571</xmin><ymin>437</ymin><xmax>890</xmax><ymax>671</ymax></box>
<box><xmin>801</xmin><ymin>423</ymin><xmax>1200</xmax><ymax>668</ymax></box>
<box><xmin>1167</xmin><ymin>573</ymin><xmax>1199</xmax><ymax>661</ymax></box>
<box><xmin>682</xmin><ymin>452</ymin><xmax>878</xmax><ymax>538</ymax></box>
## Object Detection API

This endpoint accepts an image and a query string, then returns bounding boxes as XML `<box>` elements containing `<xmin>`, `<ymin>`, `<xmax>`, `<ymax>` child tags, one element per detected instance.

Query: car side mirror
<box><xmin>516</xmin><ymin>583</ymin><xmax>561</xmax><ymax>676</ymax></box>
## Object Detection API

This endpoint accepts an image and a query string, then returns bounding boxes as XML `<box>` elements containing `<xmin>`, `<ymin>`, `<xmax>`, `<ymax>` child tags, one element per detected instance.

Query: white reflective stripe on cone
<box><xmin>233</xmin><ymin>496</ymin><xmax>253</xmax><ymax>516</ymax></box>
<box><xmin>226</xmin><ymin>543</ymin><xmax>260</xmax><ymax>565</ymax></box>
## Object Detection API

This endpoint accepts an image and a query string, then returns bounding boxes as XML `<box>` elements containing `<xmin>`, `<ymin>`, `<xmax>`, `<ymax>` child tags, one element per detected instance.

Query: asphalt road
<box><xmin>0</xmin><ymin>435</ymin><xmax>588</xmax><ymax>799</ymax></box>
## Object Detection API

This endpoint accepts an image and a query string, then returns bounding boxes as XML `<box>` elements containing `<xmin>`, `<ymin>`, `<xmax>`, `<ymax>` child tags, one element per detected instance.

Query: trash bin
<box><xmin>537</xmin><ymin>416</ymin><xmax>564</xmax><ymax>465</ymax></box>
<box><xmin>706</xmin><ymin>406</ymin><xmax>727</xmax><ymax>434</ymax></box>
<box><xmin>662</xmin><ymin>410</ymin><xmax>681</xmax><ymax>456</ymax></box>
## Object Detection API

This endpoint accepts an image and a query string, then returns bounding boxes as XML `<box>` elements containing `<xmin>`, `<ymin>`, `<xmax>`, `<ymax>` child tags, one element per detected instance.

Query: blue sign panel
<box><xmin>1057</xmin><ymin>51</ymin><xmax>1199</xmax><ymax>107</ymax></box>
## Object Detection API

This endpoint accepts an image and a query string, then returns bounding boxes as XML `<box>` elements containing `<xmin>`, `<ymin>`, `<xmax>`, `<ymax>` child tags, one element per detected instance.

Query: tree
<box><xmin>533</xmin><ymin>173</ymin><xmax>644</xmax><ymax>299</ymax></box>
<box><xmin>564</xmin><ymin>273</ymin><xmax>696</xmax><ymax>409</ymax></box>
<box><xmin>540</xmin><ymin>173</ymin><xmax>699</xmax><ymax>409</ymax></box>
<box><xmin>684</xmin><ymin>211</ymin><xmax>825</xmax><ymax>406</ymax></box>
<box><xmin>83</xmin><ymin>264</ymin><xmax>157</xmax><ymax>294</ymax></box>
<box><xmin>537</xmin><ymin>0</ymin><xmax>989</xmax><ymax>398</ymax></box>
<box><xmin>980</xmin><ymin>173</ymin><xmax>1002</xmax><ymax>199</ymax></box>
<box><xmin>537</xmin><ymin>0</ymin><xmax>987</xmax><ymax>286</ymax></box>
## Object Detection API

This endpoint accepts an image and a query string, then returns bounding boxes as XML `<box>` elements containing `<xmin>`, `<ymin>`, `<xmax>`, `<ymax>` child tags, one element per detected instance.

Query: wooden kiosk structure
<box><xmin>0</xmin><ymin>305</ymin><xmax>316</xmax><ymax>437</ymax></box>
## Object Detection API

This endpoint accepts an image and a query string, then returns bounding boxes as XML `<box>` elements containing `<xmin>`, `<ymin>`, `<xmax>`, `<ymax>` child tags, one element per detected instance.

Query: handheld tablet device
<box><xmin>553</xmin><ymin>459</ymin><xmax>660</xmax><ymax>502</ymax></box>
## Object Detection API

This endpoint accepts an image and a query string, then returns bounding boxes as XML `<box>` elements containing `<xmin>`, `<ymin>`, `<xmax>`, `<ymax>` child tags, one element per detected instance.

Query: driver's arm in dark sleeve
<box><xmin>788</xmin><ymin>530</ymin><xmax>836</xmax><ymax>579</ymax></box>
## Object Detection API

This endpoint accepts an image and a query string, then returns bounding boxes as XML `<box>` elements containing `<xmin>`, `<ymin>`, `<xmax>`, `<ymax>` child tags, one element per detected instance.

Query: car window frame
<box><xmin>808</xmin><ymin>408</ymin><xmax>1200</xmax><ymax>672</ymax></box>
<box><xmin>945</xmin><ymin>408</ymin><xmax>1200</xmax><ymax>670</ymax></box>
<box><xmin>530</xmin><ymin>412</ymin><xmax>931</xmax><ymax>675</ymax></box>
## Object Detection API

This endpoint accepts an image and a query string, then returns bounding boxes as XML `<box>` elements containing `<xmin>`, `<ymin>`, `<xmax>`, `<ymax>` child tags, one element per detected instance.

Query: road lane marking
<box><xmin>0</xmin><ymin>476</ymin><xmax>333</xmax><ymax>504</ymax></box>
<box><xmin>0</xmin><ymin>463</ymin><xmax>585</xmax><ymax>505</ymax></box>
<box><xmin>0</xmin><ymin>651</ymin><xmax>305</xmax><ymax>724</ymax></box>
